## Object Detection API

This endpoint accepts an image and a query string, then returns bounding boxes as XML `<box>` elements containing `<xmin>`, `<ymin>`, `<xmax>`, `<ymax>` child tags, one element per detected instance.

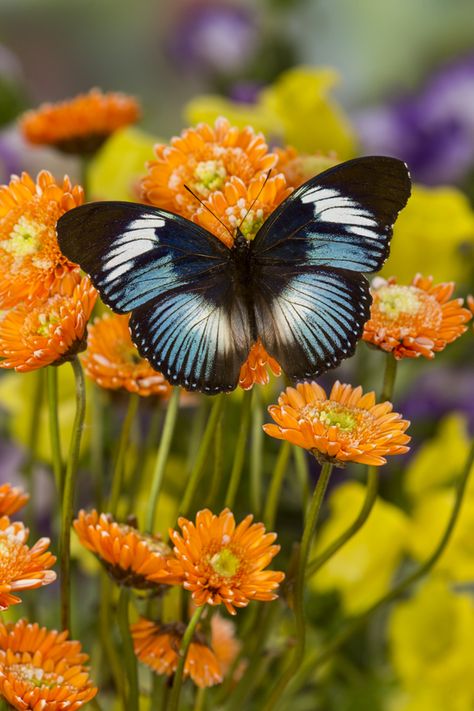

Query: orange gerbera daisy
<box><xmin>275</xmin><ymin>145</ymin><xmax>338</xmax><ymax>188</ymax></box>
<box><xmin>131</xmin><ymin>618</ymin><xmax>223</xmax><ymax>688</ymax></box>
<box><xmin>168</xmin><ymin>509</ymin><xmax>284</xmax><ymax>615</ymax></box>
<box><xmin>363</xmin><ymin>275</ymin><xmax>472</xmax><ymax>359</ymax></box>
<box><xmin>0</xmin><ymin>274</ymin><xmax>97</xmax><ymax>372</ymax></box>
<box><xmin>0</xmin><ymin>171</ymin><xmax>84</xmax><ymax>307</ymax></box>
<box><xmin>20</xmin><ymin>88</ymin><xmax>140</xmax><ymax>154</ymax></box>
<box><xmin>264</xmin><ymin>381</ymin><xmax>410</xmax><ymax>467</ymax></box>
<box><xmin>0</xmin><ymin>619</ymin><xmax>97</xmax><ymax>710</ymax></box>
<box><xmin>239</xmin><ymin>339</ymin><xmax>281</xmax><ymax>390</ymax></box>
<box><xmin>82</xmin><ymin>313</ymin><xmax>171</xmax><ymax>397</ymax></box>
<box><xmin>210</xmin><ymin>613</ymin><xmax>241</xmax><ymax>677</ymax></box>
<box><xmin>141</xmin><ymin>117</ymin><xmax>278</xmax><ymax>221</ymax></box>
<box><xmin>74</xmin><ymin>510</ymin><xmax>181</xmax><ymax>588</ymax></box>
<box><xmin>0</xmin><ymin>483</ymin><xmax>29</xmax><ymax>517</ymax></box>
<box><xmin>195</xmin><ymin>172</ymin><xmax>291</xmax><ymax>247</ymax></box>
<box><xmin>0</xmin><ymin>516</ymin><xmax>56</xmax><ymax>610</ymax></box>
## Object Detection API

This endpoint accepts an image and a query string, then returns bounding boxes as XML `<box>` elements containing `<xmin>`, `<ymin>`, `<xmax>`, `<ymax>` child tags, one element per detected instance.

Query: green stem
<box><xmin>250</xmin><ymin>389</ymin><xmax>264</xmax><ymax>516</ymax></box>
<box><xmin>311</xmin><ymin>437</ymin><xmax>474</xmax><ymax>669</ymax></box>
<box><xmin>181</xmin><ymin>394</ymin><xmax>226</xmax><ymax>517</ymax></box>
<box><xmin>262</xmin><ymin>462</ymin><xmax>333</xmax><ymax>711</ymax></box>
<box><xmin>224</xmin><ymin>389</ymin><xmax>253</xmax><ymax>509</ymax></box>
<box><xmin>381</xmin><ymin>354</ymin><xmax>398</xmax><ymax>402</ymax></box>
<box><xmin>194</xmin><ymin>688</ymin><xmax>206</xmax><ymax>711</ymax></box>
<box><xmin>23</xmin><ymin>369</ymin><xmax>45</xmax><ymax>534</ymax></box>
<box><xmin>185</xmin><ymin>398</ymin><xmax>208</xmax><ymax>474</ymax></box>
<box><xmin>207</xmin><ymin>403</ymin><xmax>225</xmax><ymax>507</ymax></box>
<box><xmin>306</xmin><ymin>466</ymin><xmax>379</xmax><ymax>577</ymax></box>
<box><xmin>294</xmin><ymin>446</ymin><xmax>309</xmax><ymax>512</ymax></box>
<box><xmin>59</xmin><ymin>357</ymin><xmax>86</xmax><ymax>632</ymax></box>
<box><xmin>168</xmin><ymin>606</ymin><xmax>204</xmax><ymax>711</ymax></box>
<box><xmin>263</xmin><ymin>442</ymin><xmax>291</xmax><ymax>529</ymax></box>
<box><xmin>109</xmin><ymin>393</ymin><xmax>140</xmax><ymax>517</ymax></box>
<box><xmin>118</xmin><ymin>587</ymin><xmax>139</xmax><ymax>711</ymax></box>
<box><xmin>99</xmin><ymin>573</ymin><xmax>125</xmax><ymax>700</ymax></box>
<box><xmin>89</xmin><ymin>699</ymin><xmax>104</xmax><ymax>711</ymax></box>
<box><xmin>145</xmin><ymin>387</ymin><xmax>180</xmax><ymax>531</ymax></box>
<box><xmin>46</xmin><ymin>366</ymin><xmax>63</xmax><ymax>494</ymax></box>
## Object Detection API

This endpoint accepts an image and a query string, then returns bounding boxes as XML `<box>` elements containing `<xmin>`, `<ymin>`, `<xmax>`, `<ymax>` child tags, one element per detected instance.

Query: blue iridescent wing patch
<box><xmin>57</xmin><ymin>202</ymin><xmax>253</xmax><ymax>392</ymax></box>
<box><xmin>251</xmin><ymin>156</ymin><xmax>410</xmax><ymax>380</ymax></box>
<box><xmin>252</xmin><ymin>156</ymin><xmax>411</xmax><ymax>272</ymax></box>
<box><xmin>253</xmin><ymin>266</ymin><xmax>371</xmax><ymax>380</ymax></box>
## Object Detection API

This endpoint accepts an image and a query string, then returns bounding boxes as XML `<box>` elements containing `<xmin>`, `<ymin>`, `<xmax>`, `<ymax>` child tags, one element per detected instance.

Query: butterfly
<box><xmin>57</xmin><ymin>156</ymin><xmax>411</xmax><ymax>394</ymax></box>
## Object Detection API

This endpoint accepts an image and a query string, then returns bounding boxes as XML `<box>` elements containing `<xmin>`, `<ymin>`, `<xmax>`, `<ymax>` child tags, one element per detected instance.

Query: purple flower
<box><xmin>168</xmin><ymin>2</ymin><xmax>259</xmax><ymax>75</ymax></box>
<box><xmin>399</xmin><ymin>367</ymin><xmax>474</xmax><ymax>435</ymax></box>
<box><xmin>354</xmin><ymin>54</ymin><xmax>474</xmax><ymax>185</ymax></box>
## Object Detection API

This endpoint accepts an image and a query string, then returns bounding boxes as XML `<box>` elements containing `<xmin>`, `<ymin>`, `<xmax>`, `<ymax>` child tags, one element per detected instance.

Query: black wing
<box><xmin>57</xmin><ymin>202</ymin><xmax>253</xmax><ymax>393</ymax></box>
<box><xmin>250</xmin><ymin>157</ymin><xmax>411</xmax><ymax>379</ymax></box>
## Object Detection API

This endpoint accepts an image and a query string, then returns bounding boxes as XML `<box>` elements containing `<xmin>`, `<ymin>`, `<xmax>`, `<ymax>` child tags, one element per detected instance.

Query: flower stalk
<box><xmin>59</xmin><ymin>356</ymin><xmax>86</xmax><ymax>632</ymax></box>
<box><xmin>167</xmin><ymin>605</ymin><xmax>205</xmax><ymax>711</ymax></box>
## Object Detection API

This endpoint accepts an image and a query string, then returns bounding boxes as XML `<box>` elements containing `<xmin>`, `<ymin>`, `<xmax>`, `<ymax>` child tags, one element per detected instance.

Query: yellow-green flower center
<box><xmin>36</xmin><ymin>312</ymin><xmax>60</xmax><ymax>337</ymax></box>
<box><xmin>318</xmin><ymin>407</ymin><xmax>358</xmax><ymax>432</ymax></box>
<box><xmin>9</xmin><ymin>663</ymin><xmax>62</xmax><ymax>688</ymax></box>
<box><xmin>377</xmin><ymin>285</ymin><xmax>421</xmax><ymax>320</ymax></box>
<box><xmin>209</xmin><ymin>548</ymin><xmax>240</xmax><ymax>578</ymax></box>
<box><xmin>2</xmin><ymin>217</ymin><xmax>43</xmax><ymax>258</ymax></box>
<box><xmin>193</xmin><ymin>160</ymin><xmax>227</xmax><ymax>196</ymax></box>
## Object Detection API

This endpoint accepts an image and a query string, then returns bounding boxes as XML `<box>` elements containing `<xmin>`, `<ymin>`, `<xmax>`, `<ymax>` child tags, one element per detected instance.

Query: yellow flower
<box><xmin>407</xmin><ymin>488</ymin><xmax>474</xmax><ymax>582</ymax></box>
<box><xmin>404</xmin><ymin>414</ymin><xmax>472</xmax><ymax>500</ymax></box>
<box><xmin>388</xmin><ymin>578</ymin><xmax>474</xmax><ymax>697</ymax></box>
<box><xmin>87</xmin><ymin>127</ymin><xmax>158</xmax><ymax>201</ymax></box>
<box><xmin>185</xmin><ymin>66</ymin><xmax>356</xmax><ymax>158</ymax></box>
<box><xmin>309</xmin><ymin>482</ymin><xmax>409</xmax><ymax>614</ymax></box>
<box><xmin>383</xmin><ymin>185</ymin><xmax>474</xmax><ymax>284</ymax></box>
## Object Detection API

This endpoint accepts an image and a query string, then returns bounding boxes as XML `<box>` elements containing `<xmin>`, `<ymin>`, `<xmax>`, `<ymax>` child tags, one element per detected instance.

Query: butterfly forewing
<box><xmin>57</xmin><ymin>202</ymin><xmax>252</xmax><ymax>392</ymax></box>
<box><xmin>252</xmin><ymin>156</ymin><xmax>411</xmax><ymax>272</ymax></box>
<box><xmin>250</xmin><ymin>156</ymin><xmax>410</xmax><ymax>381</ymax></box>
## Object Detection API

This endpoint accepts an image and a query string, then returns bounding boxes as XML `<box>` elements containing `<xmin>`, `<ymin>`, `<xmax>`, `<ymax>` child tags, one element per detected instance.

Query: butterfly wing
<box><xmin>57</xmin><ymin>202</ymin><xmax>253</xmax><ymax>393</ymax></box>
<box><xmin>250</xmin><ymin>156</ymin><xmax>411</xmax><ymax>379</ymax></box>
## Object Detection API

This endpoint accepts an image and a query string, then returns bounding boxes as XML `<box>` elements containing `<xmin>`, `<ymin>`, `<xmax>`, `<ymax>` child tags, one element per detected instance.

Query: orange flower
<box><xmin>263</xmin><ymin>381</ymin><xmax>410</xmax><ymax>467</ymax></box>
<box><xmin>131</xmin><ymin>618</ymin><xmax>223</xmax><ymax>688</ymax></box>
<box><xmin>194</xmin><ymin>172</ymin><xmax>291</xmax><ymax>247</ymax></box>
<box><xmin>0</xmin><ymin>171</ymin><xmax>84</xmax><ymax>307</ymax></box>
<box><xmin>20</xmin><ymin>88</ymin><xmax>140</xmax><ymax>154</ymax></box>
<box><xmin>82</xmin><ymin>313</ymin><xmax>171</xmax><ymax>397</ymax></box>
<box><xmin>168</xmin><ymin>509</ymin><xmax>284</xmax><ymax>615</ymax></box>
<box><xmin>0</xmin><ymin>516</ymin><xmax>56</xmax><ymax>610</ymax></box>
<box><xmin>275</xmin><ymin>145</ymin><xmax>339</xmax><ymax>188</ymax></box>
<box><xmin>0</xmin><ymin>619</ymin><xmax>97</xmax><ymax>710</ymax></box>
<box><xmin>0</xmin><ymin>483</ymin><xmax>29</xmax><ymax>517</ymax></box>
<box><xmin>74</xmin><ymin>510</ymin><xmax>181</xmax><ymax>588</ymax></box>
<box><xmin>210</xmin><ymin>613</ymin><xmax>241</xmax><ymax>677</ymax></box>
<box><xmin>0</xmin><ymin>274</ymin><xmax>97</xmax><ymax>372</ymax></box>
<box><xmin>363</xmin><ymin>275</ymin><xmax>472</xmax><ymax>359</ymax></box>
<box><xmin>141</xmin><ymin>117</ymin><xmax>278</xmax><ymax>222</ymax></box>
<box><xmin>239</xmin><ymin>339</ymin><xmax>281</xmax><ymax>390</ymax></box>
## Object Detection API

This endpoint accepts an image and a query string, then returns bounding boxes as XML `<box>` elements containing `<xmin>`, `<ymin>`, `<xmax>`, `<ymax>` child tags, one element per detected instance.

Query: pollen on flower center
<box><xmin>8</xmin><ymin>663</ymin><xmax>63</xmax><ymax>689</ymax></box>
<box><xmin>193</xmin><ymin>160</ymin><xmax>227</xmax><ymax>195</ymax></box>
<box><xmin>318</xmin><ymin>407</ymin><xmax>358</xmax><ymax>432</ymax></box>
<box><xmin>36</xmin><ymin>311</ymin><xmax>60</xmax><ymax>337</ymax></box>
<box><xmin>3</xmin><ymin>216</ymin><xmax>43</xmax><ymax>257</ymax></box>
<box><xmin>209</xmin><ymin>548</ymin><xmax>240</xmax><ymax>578</ymax></box>
<box><xmin>377</xmin><ymin>285</ymin><xmax>421</xmax><ymax>319</ymax></box>
<box><xmin>225</xmin><ymin>199</ymin><xmax>264</xmax><ymax>240</ymax></box>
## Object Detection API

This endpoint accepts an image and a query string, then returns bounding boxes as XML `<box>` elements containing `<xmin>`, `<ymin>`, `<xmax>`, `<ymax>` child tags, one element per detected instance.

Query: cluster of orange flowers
<box><xmin>73</xmin><ymin>507</ymin><xmax>284</xmax><ymax>687</ymax></box>
<box><xmin>0</xmin><ymin>483</ymin><xmax>97</xmax><ymax>710</ymax></box>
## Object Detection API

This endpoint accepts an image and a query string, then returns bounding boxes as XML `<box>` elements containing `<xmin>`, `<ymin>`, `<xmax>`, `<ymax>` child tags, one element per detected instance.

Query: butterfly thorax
<box><xmin>232</xmin><ymin>231</ymin><xmax>258</xmax><ymax>340</ymax></box>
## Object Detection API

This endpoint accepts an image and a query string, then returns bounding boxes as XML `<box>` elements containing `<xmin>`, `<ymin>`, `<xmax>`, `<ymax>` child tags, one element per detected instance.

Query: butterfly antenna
<box><xmin>183</xmin><ymin>184</ymin><xmax>234</xmax><ymax>239</ymax></box>
<box><xmin>237</xmin><ymin>169</ymin><xmax>272</xmax><ymax>233</ymax></box>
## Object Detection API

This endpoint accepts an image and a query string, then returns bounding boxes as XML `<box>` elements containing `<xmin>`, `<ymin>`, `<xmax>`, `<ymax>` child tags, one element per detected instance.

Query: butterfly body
<box><xmin>57</xmin><ymin>156</ymin><xmax>411</xmax><ymax>393</ymax></box>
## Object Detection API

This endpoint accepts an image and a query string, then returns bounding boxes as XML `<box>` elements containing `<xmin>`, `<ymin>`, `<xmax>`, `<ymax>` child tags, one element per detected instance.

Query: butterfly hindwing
<box><xmin>253</xmin><ymin>265</ymin><xmax>371</xmax><ymax>380</ymax></box>
<box><xmin>57</xmin><ymin>202</ymin><xmax>253</xmax><ymax>392</ymax></box>
<box><xmin>252</xmin><ymin>156</ymin><xmax>411</xmax><ymax>272</ymax></box>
